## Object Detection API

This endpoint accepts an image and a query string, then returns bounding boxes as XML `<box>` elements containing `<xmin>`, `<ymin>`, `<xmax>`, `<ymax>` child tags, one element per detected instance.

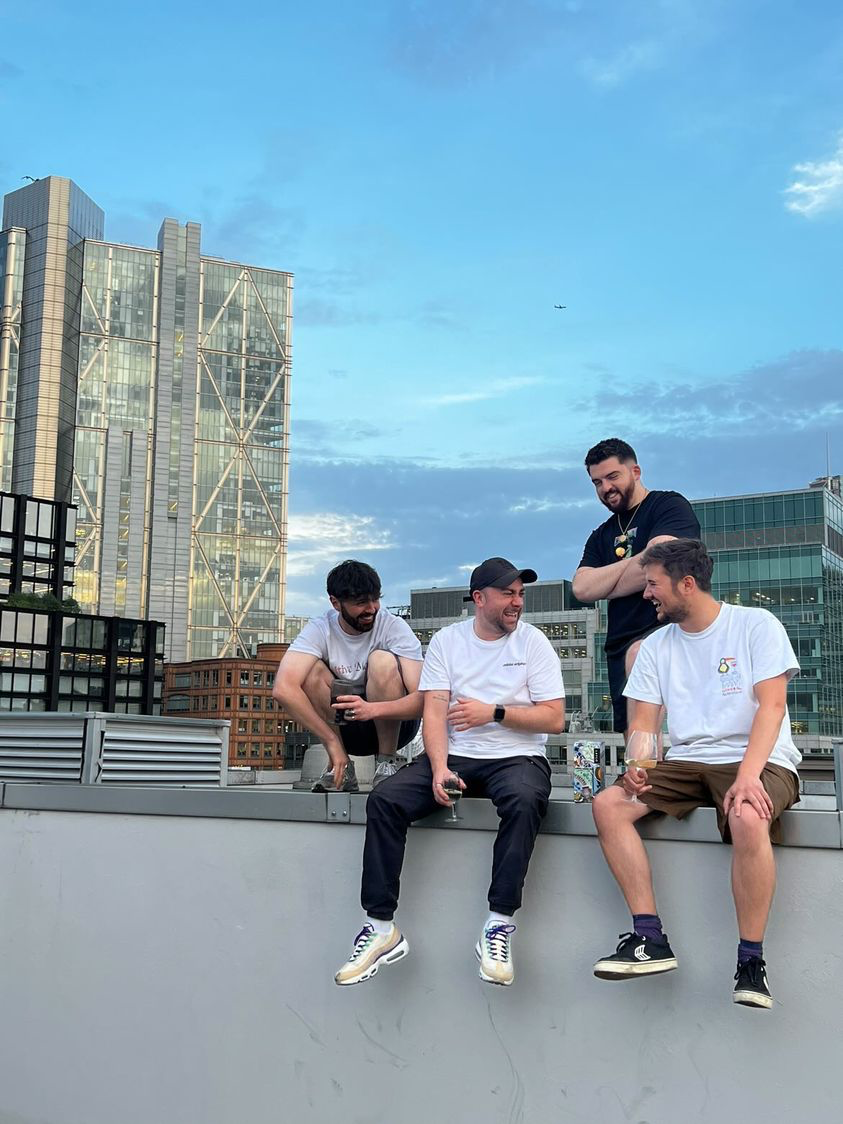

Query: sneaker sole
<box><xmin>593</xmin><ymin>957</ymin><xmax>678</xmax><ymax>980</ymax></box>
<box><xmin>474</xmin><ymin>943</ymin><xmax>513</xmax><ymax>987</ymax></box>
<box><xmin>733</xmin><ymin>989</ymin><xmax>773</xmax><ymax>1009</ymax></box>
<box><xmin>311</xmin><ymin>784</ymin><xmax>360</xmax><ymax>794</ymax></box>
<box><xmin>335</xmin><ymin>938</ymin><xmax>409</xmax><ymax>986</ymax></box>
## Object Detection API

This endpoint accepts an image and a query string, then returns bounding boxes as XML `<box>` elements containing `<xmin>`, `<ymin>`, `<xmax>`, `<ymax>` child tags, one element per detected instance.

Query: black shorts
<box><xmin>330</xmin><ymin>672</ymin><xmax>419</xmax><ymax>758</ymax></box>
<box><xmin>340</xmin><ymin>717</ymin><xmax>420</xmax><ymax>757</ymax></box>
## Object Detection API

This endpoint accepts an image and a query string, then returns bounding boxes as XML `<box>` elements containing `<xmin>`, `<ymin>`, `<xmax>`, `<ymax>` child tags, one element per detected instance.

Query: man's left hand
<box><xmin>723</xmin><ymin>772</ymin><xmax>774</xmax><ymax>820</ymax></box>
<box><xmin>332</xmin><ymin>695</ymin><xmax>377</xmax><ymax>722</ymax></box>
<box><xmin>449</xmin><ymin>697</ymin><xmax>495</xmax><ymax>731</ymax></box>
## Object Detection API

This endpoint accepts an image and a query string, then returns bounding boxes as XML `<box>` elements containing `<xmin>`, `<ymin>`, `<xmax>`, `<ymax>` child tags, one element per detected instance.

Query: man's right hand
<box><xmin>621</xmin><ymin>766</ymin><xmax>652</xmax><ymax>798</ymax></box>
<box><xmin>326</xmin><ymin>741</ymin><xmax>351</xmax><ymax>789</ymax></box>
<box><xmin>432</xmin><ymin>767</ymin><xmax>466</xmax><ymax>808</ymax></box>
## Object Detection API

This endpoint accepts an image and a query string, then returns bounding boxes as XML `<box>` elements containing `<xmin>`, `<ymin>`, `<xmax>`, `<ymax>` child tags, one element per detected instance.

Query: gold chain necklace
<box><xmin>615</xmin><ymin>494</ymin><xmax>647</xmax><ymax>558</ymax></box>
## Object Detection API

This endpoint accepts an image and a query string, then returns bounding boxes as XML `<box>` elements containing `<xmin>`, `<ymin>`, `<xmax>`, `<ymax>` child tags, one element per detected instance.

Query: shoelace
<box><xmin>614</xmin><ymin>931</ymin><xmax>637</xmax><ymax>953</ymax></box>
<box><xmin>735</xmin><ymin>957</ymin><xmax>766</xmax><ymax>985</ymax></box>
<box><xmin>484</xmin><ymin>923</ymin><xmax>516</xmax><ymax>962</ymax></box>
<box><xmin>349</xmin><ymin>925</ymin><xmax>377</xmax><ymax>962</ymax></box>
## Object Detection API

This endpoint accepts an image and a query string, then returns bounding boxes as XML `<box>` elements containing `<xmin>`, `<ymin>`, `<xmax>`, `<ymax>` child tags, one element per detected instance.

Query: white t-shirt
<box><xmin>419</xmin><ymin>619</ymin><xmax>564</xmax><ymax>760</ymax></box>
<box><xmin>624</xmin><ymin>603</ymin><xmax>801</xmax><ymax>772</ymax></box>
<box><xmin>289</xmin><ymin>609</ymin><xmax>422</xmax><ymax>681</ymax></box>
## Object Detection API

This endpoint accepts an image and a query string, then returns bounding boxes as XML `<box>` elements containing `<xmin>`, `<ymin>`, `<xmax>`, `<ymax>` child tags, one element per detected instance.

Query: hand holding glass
<box><xmin>441</xmin><ymin>772</ymin><xmax>462</xmax><ymax>822</ymax></box>
<box><xmin>625</xmin><ymin>731</ymin><xmax>663</xmax><ymax>803</ymax></box>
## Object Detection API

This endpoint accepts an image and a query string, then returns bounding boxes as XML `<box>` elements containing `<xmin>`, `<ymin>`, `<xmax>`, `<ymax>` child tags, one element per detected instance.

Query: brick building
<box><xmin>162</xmin><ymin>643</ymin><xmax>302</xmax><ymax>767</ymax></box>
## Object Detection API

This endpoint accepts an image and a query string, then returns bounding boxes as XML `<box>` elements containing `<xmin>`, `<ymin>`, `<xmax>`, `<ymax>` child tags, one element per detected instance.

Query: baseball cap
<box><xmin>463</xmin><ymin>557</ymin><xmax>538</xmax><ymax>601</ymax></box>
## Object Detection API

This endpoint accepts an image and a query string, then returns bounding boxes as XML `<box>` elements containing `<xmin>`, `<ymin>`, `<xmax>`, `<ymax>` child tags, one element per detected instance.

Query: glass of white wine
<box><xmin>624</xmin><ymin>731</ymin><xmax>663</xmax><ymax>803</ymax></box>
<box><xmin>441</xmin><ymin>771</ymin><xmax>462</xmax><ymax>823</ymax></box>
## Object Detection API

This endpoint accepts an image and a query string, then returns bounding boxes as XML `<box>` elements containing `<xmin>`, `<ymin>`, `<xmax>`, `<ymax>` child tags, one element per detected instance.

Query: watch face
<box><xmin>494</xmin><ymin>706</ymin><xmax>505</xmax><ymax>722</ymax></box>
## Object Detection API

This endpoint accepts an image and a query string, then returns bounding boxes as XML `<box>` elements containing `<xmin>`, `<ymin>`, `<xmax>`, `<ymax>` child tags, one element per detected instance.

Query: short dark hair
<box><xmin>641</xmin><ymin>539</ymin><xmax>713</xmax><ymax>592</ymax></box>
<box><xmin>584</xmin><ymin>438</ymin><xmax>638</xmax><ymax>470</ymax></box>
<box><xmin>326</xmin><ymin>560</ymin><xmax>382</xmax><ymax>601</ymax></box>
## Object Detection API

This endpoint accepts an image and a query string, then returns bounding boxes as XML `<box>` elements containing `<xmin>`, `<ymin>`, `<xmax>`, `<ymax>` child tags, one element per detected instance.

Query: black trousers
<box><xmin>361</xmin><ymin>753</ymin><xmax>552</xmax><ymax>920</ymax></box>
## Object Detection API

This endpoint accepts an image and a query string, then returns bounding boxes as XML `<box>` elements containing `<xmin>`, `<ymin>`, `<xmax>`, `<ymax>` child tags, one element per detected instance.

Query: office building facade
<box><xmin>1</xmin><ymin>177</ymin><xmax>292</xmax><ymax>661</ymax></box>
<box><xmin>692</xmin><ymin>477</ymin><xmax>843</xmax><ymax>737</ymax></box>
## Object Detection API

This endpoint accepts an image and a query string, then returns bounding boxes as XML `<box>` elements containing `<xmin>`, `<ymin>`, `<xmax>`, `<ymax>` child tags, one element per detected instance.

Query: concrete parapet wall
<box><xmin>0</xmin><ymin>793</ymin><xmax>840</xmax><ymax>1124</ymax></box>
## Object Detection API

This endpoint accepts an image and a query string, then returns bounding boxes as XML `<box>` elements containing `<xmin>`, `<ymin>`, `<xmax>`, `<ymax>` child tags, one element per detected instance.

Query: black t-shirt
<box><xmin>578</xmin><ymin>490</ymin><xmax>700</xmax><ymax>656</ymax></box>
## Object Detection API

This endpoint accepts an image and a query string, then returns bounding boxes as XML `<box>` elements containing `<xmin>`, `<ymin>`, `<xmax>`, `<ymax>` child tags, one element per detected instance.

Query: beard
<box><xmin>653</xmin><ymin>600</ymin><xmax>688</xmax><ymax>624</ymax></box>
<box><xmin>340</xmin><ymin>604</ymin><xmax>377</xmax><ymax>632</ymax></box>
<box><xmin>601</xmin><ymin>476</ymin><xmax>637</xmax><ymax>515</ymax></box>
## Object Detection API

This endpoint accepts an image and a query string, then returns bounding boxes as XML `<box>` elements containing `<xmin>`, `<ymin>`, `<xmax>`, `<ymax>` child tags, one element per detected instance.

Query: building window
<box><xmin>224</xmin><ymin>695</ymin><xmax>231</xmax><ymax>708</ymax></box>
<box><xmin>252</xmin><ymin>695</ymin><xmax>262</xmax><ymax>709</ymax></box>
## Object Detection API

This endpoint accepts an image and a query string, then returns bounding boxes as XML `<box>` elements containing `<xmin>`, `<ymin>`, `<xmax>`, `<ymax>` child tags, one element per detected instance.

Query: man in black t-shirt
<box><xmin>572</xmin><ymin>438</ymin><xmax>700</xmax><ymax>734</ymax></box>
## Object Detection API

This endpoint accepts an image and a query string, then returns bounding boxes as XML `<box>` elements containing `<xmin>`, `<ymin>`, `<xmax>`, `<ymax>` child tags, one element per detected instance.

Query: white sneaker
<box><xmin>475</xmin><ymin>922</ymin><xmax>516</xmax><ymax>986</ymax></box>
<box><xmin>334</xmin><ymin>923</ymin><xmax>409</xmax><ymax>986</ymax></box>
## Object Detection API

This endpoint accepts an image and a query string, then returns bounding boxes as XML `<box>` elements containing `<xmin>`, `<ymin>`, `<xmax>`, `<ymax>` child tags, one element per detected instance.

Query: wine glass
<box><xmin>441</xmin><ymin>771</ymin><xmax>462</xmax><ymax>823</ymax></box>
<box><xmin>624</xmin><ymin>731</ymin><xmax>663</xmax><ymax>803</ymax></box>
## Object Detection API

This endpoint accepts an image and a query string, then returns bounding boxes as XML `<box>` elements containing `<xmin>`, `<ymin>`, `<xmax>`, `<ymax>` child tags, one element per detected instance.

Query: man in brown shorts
<box><xmin>591</xmin><ymin>539</ymin><xmax>801</xmax><ymax>1010</ymax></box>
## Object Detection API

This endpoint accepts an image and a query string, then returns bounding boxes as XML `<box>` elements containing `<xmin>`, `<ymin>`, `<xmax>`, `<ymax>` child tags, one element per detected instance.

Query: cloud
<box><xmin>587</xmin><ymin>349</ymin><xmax>843</xmax><ymax>437</ymax></box>
<box><xmin>580</xmin><ymin>40</ymin><xmax>661</xmax><ymax>87</ymax></box>
<box><xmin>293</xmin><ymin>417</ymin><xmax>388</xmax><ymax>459</ymax></box>
<box><xmin>423</xmin><ymin>375</ymin><xmax>545</xmax><ymax>407</ymax></box>
<box><xmin>286</xmin><ymin>512</ymin><xmax>396</xmax><ymax>579</ymax></box>
<box><xmin>385</xmin><ymin>0</ymin><xmax>572</xmax><ymax>86</ymax></box>
<box><xmin>784</xmin><ymin>136</ymin><xmax>843</xmax><ymax>217</ymax></box>
<box><xmin>296</xmin><ymin>298</ymin><xmax>382</xmax><ymax>327</ymax></box>
<box><xmin>285</xmin><ymin>348</ymin><xmax>843</xmax><ymax>614</ymax></box>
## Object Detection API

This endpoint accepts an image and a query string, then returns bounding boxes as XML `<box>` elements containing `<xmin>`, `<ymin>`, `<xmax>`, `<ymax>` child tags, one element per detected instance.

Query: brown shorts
<box><xmin>613</xmin><ymin>760</ymin><xmax>800</xmax><ymax>843</ymax></box>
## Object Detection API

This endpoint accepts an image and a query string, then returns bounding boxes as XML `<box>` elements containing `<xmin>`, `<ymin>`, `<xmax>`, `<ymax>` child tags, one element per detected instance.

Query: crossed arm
<box><xmin>572</xmin><ymin>534</ymin><xmax>677</xmax><ymax>603</ymax></box>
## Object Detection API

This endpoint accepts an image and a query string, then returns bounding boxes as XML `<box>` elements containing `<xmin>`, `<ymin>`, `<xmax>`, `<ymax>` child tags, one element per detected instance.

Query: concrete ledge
<box><xmin>1</xmin><ymin>782</ymin><xmax>839</xmax><ymax>847</ymax></box>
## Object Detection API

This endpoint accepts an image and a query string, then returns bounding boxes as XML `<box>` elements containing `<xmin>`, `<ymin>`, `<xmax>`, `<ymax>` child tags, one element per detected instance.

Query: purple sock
<box><xmin>632</xmin><ymin>914</ymin><xmax>664</xmax><ymax>942</ymax></box>
<box><xmin>738</xmin><ymin>938</ymin><xmax>763</xmax><ymax>965</ymax></box>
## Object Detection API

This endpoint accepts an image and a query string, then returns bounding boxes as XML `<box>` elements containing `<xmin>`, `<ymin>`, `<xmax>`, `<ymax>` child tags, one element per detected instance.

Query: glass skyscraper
<box><xmin>693</xmin><ymin>479</ymin><xmax>843</xmax><ymax>737</ymax></box>
<box><xmin>0</xmin><ymin>177</ymin><xmax>291</xmax><ymax>661</ymax></box>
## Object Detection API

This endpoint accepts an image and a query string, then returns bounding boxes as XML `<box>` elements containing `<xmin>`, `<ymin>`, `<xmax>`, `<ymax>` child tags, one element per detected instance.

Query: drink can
<box><xmin>571</xmin><ymin>739</ymin><xmax>605</xmax><ymax>803</ymax></box>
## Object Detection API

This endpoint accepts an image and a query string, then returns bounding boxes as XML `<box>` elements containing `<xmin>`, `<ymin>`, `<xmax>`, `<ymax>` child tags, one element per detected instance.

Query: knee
<box><xmin>592</xmin><ymin>786</ymin><xmax>623</xmax><ymax>832</ymax></box>
<box><xmin>500</xmin><ymin>787</ymin><xmax>547</xmax><ymax>821</ymax></box>
<box><xmin>729</xmin><ymin>807</ymin><xmax>770</xmax><ymax>850</ymax></box>
<box><xmin>367</xmin><ymin>649</ymin><xmax>401</xmax><ymax>689</ymax></box>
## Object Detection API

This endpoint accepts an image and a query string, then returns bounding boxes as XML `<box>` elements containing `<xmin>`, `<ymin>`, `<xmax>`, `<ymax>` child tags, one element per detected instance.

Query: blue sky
<box><xmin>3</xmin><ymin>0</ymin><xmax>843</xmax><ymax>615</ymax></box>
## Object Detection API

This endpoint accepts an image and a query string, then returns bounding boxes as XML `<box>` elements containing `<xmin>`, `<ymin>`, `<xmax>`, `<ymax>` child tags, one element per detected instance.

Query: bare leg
<box><xmin>729</xmin><ymin>807</ymin><xmax>776</xmax><ymax>941</ymax></box>
<box><xmin>366</xmin><ymin>650</ymin><xmax>407</xmax><ymax>757</ymax></box>
<box><xmin>302</xmin><ymin>660</ymin><xmax>335</xmax><ymax>725</ymax></box>
<box><xmin>592</xmin><ymin>786</ymin><xmax>659</xmax><ymax>914</ymax></box>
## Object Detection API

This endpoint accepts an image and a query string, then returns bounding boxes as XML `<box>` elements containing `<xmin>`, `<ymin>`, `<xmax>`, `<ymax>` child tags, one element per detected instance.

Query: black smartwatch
<box><xmin>493</xmin><ymin>705</ymin><xmax>506</xmax><ymax>723</ymax></box>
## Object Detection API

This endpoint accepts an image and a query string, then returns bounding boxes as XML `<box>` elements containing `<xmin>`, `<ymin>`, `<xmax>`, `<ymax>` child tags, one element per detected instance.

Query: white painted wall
<box><xmin>0</xmin><ymin>809</ymin><xmax>840</xmax><ymax>1124</ymax></box>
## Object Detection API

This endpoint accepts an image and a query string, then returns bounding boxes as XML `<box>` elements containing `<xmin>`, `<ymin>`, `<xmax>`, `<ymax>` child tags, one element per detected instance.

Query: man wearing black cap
<box><xmin>334</xmin><ymin>557</ymin><xmax>565</xmax><ymax>988</ymax></box>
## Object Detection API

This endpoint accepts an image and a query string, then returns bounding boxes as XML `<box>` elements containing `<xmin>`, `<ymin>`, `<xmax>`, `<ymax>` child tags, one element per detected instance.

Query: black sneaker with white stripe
<box><xmin>733</xmin><ymin>957</ymin><xmax>773</xmax><ymax>1009</ymax></box>
<box><xmin>593</xmin><ymin>931</ymin><xmax>679</xmax><ymax>980</ymax></box>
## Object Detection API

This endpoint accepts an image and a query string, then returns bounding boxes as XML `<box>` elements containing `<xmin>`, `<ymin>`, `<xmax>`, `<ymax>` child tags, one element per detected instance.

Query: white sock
<box><xmin>366</xmin><ymin>915</ymin><xmax>393</xmax><ymax>935</ymax></box>
<box><xmin>485</xmin><ymin>911</ymin><xmax>514</xmax><ymax>930</ymax></box>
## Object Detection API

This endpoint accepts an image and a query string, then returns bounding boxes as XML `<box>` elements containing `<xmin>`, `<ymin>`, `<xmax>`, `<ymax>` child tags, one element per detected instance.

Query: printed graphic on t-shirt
<box><xmin>717</xmin><ymin>656</ymin><xmax>743</xmax><ymax>696</ymax></box>
<box><xmin>333</xmin><ymin>659</ymin><xmax>367</xmax><ymax>679</ymax></box>
<box><xmin>612</xmin><ymin>526</ymin><xmax>639</xmax><ymax>559</ymax></box>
